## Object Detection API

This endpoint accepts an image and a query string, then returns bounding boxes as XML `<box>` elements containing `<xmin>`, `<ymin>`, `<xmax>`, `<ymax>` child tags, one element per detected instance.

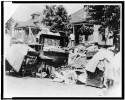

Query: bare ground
<box><xmin>3</xmin><ymin>72</ymin><xmax>121</xmax><ymax>98</ymax></box>
<box><xmin>3</xmin><ymin>36</ymin><xmax>121</xmax><ymax>98</ymax></box>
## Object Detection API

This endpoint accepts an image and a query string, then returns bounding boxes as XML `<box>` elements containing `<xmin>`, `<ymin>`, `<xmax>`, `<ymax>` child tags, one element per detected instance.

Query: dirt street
<box><xmin>3</xmin><ymin>73</ymin><xmax>120</xmax><ymax>98</ymax></box>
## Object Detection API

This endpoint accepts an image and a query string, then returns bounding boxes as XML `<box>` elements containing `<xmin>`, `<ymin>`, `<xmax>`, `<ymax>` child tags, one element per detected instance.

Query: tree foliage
<box><xmin>42</xmin><ymin>5</ymin><xmax>71</xmax><ymax>34</ymax></box>
<box><xmin>85</xmin><ymin>5</ymin><xmax>120</xmax><ymax>34</ymax></box>
<box><xmin>76</xmin><ymin>25</ymin><xmax>93</xmax><ymax>36</ymax></box>
<box><xmin>5</xmin><ymin>17</ymin><xmax>16</xmax><ymax>34</ymax></box>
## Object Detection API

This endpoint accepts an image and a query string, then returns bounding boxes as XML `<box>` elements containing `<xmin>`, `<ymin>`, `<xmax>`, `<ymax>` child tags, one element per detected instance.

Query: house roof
<box><xmin>32</xmin><ymin>15</ymin><xmax>44</xmax><ymax>23</ymax></box>
<box><xmin>16</xmin><ymin>20</ymin><xmax>39</xmax><ymax>28</ymax></box>
<box><xmin>70</xmin><ymin>8</ymin><xmax>88</xmax><ymax>24</ymax></box>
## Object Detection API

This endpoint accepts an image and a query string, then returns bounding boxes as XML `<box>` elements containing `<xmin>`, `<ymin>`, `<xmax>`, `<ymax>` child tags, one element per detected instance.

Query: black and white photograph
<box><xmin>2</xmin><ymin>1</ymin><xmax>123</xmax><ymax>99</ymax></box>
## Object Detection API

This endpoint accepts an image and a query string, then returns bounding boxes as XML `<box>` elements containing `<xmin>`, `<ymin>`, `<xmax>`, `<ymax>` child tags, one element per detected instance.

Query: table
<box><xmin>38</xmin><ymin>54</ymin><xmax>53</xmax><ymax>78</ymax></box>
<box><xmin>28</xmin><ymin>44</ymin><xmax>41</xmax><ymax>52</ymax></box>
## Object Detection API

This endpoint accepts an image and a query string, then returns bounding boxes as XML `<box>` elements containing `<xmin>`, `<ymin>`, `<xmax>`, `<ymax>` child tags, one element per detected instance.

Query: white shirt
<box><xmin>70</xmin><ymin>34</ymin><xmax>75</xmax><ymax>40</ymax></box>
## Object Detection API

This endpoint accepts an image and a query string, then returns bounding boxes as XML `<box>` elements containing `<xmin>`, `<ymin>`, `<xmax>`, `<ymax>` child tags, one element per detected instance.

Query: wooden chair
<box><xmin>20</xmin><ymin>51</ymin><xmax>40</xmax><ymax>77</ymax></box>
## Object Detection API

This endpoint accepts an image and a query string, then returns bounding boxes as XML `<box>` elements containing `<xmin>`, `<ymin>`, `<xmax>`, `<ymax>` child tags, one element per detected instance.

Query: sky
<box><xmin>6</xmin><ymin>2</ymin><xmax>121</xmax><ymax>22</ymax></box>
<box><xmin>11</xmin><ymin>4</ymin><xmax>84</xmax><ymax>22</ymax></box>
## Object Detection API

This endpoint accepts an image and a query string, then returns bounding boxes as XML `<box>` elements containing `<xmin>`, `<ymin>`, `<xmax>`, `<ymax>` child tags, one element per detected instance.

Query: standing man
<box><xmin>69</xmin><ymin>33</ymin><xmax>75</xmax><ymax>47</ymax></box>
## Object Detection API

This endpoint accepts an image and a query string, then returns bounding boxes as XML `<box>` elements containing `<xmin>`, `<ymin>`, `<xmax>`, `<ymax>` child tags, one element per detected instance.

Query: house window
<box><xmin>102</xmin><ymin>34</ymin><xmax>105</xmax><ymax>41</ymax></box>
<box><xmin>85</xmin><ymin>35</ymin><xmax>88</xmax><ymax>41</ymax></box>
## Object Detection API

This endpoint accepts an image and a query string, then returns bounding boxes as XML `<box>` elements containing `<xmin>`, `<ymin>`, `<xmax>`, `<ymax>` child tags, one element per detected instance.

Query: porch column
<box><xmin>73</xmin><ymin>24</ymin><xmax>75</xmax><ymax>36</ymax></box>
<box><xmin>82</xmin><ymin>24</ymin><xmax>85</xmax><ymax>43</ymax></box>
<box><xmin>93</xmin><ymin>25</ymin><xmax>100</xmax><ymax>43</ymax></box>
<box><xmin>82</xmin><ymin>35</ymin><xmax>85</xmax><ymax>43</ymax></box>
<box><xmin>72</xmin><ymin>24</ymin><xmax>75</xmax><ymax>45</ymax></box>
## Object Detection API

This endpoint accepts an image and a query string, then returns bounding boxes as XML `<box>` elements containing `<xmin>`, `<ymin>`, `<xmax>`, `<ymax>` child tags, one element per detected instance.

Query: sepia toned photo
<box><xmin>2</xmin><ymin>1</ymin><xmax>123</xmax><ymax>98</ymax></box>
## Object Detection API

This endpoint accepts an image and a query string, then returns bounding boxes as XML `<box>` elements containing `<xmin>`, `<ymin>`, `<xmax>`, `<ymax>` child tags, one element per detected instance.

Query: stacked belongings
<box><xmin>69</xmin><ymin>55</ymin><xmax>88</xmax><ymax>84</ymax></box>
<box><xmin>53</xmin><ymin>67</ymin><xmax>78</xmax><ymax>84</ymax></box>
<box><xmin>106</xmin><ymin>52</ymin><xmax>121</xmax><ymax>87</ymax></box>
<box><xmin>68</xmin><ymin>45</ymin><xmax>87</xmax><ymax>67</ymax></box>
<box><xmin>103</xmin><ymin>52</ymin><xmax>121</xmax><ymax>96</ymax></box>
<box><xmin>52</xmin><ymin>60</ymin><xmax>87</xmax><ymax>84</ymax></box>
<box><xmin>86</xmin><ymin>45</ymin><xmax>99</xmax><ymax>59</ymax></box>
<box><xmin>52</xmin><ymin>45</ymin><xmax>121</xmax><ymax>90</ymax></box>
<box><xmin>68</xmin><ymin>51</ymin><xmax>87</xmax><ymax>73</ymax></box>
<box><xmin>85</xmin><ymin>49</ymin><xmax>114</xmax><ymax>88</ymax></box>
<box><xmin>52</xmin><ymin>45</ymin><xmax>88</xmax><ymax>84</ymax></box>
<box><xmin>5</xmin><ymin>44</ymin><xmax>40</xmax><ymax>77</ymax></box>
<box><xmin>68</xmin><ymin>45</ymin><xmax>88</xmax><ymax>84</ymax></box>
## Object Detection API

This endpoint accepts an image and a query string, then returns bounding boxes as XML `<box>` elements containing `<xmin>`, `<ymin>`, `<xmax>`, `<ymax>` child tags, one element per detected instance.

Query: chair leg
<box><xmin>40</xmin><ymin>62</ymin><xmax>44</xmax><ymax>78</ymax></box>
<box><xmin>22</xmin><ymin>69</ymin><xmax>25</xmax><ymax>77</ymax></box>
<box><xmin>49</xmin><ymin>63</ymin><xmax>52</xmax><ymax>78</ymax></box>
<box><xmin>31</xmin><ymin>68</ymin><xmax>37</xmax><ymax>77</ymax></box>
<box><xmin>34</xmin><ymin>68</ymin><xmax>37</xmax><ymax>78</ymax></box>
<box><xmin>8</xmin><ymin>68</ymin><xmax>10</xmax><ymax>74</ymax></box>
<box><xmin>23</xmin><ymin>72</ymin><xmax>25</xmax><ymax>77</ymax></box>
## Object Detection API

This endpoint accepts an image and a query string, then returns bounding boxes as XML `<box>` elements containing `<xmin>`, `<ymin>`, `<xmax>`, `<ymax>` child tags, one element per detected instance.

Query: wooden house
<box><xmin>69</xmin><ymin>8</ymin><xmax>114</xmax><ymax>46</ymax></box>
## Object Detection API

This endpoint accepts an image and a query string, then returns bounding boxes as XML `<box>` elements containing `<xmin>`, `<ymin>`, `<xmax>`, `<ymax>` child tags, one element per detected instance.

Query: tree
<box><xmin>85</xmin><ymin>5</ymin><xmax>120</xmax><ymax>44</ymax></box>
<box><xmin>42</xmin><ymin>5</ymin><xmax>71</xmax><ymax>35</ymax></box>
<box><xmin>85</xmin><ymin>5</ymin><xmax>120</xmax><ymax>33</ymax></box>
<box><xmin>5</xmin><ymin>17</ymin><xmax>14</xmax><ymax>34</ymax></box>
<box><xmin>5</xmin><ymin>17</ymin><xmax>17</xmax><ymax>34</ymax></box>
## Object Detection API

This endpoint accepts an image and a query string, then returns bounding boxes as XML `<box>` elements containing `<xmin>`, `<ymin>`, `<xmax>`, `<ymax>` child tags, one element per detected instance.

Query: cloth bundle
<box><xmin>5</xmin><ymin>44</ymin><xmax>35</xmax><ymax>72</ymax></box>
